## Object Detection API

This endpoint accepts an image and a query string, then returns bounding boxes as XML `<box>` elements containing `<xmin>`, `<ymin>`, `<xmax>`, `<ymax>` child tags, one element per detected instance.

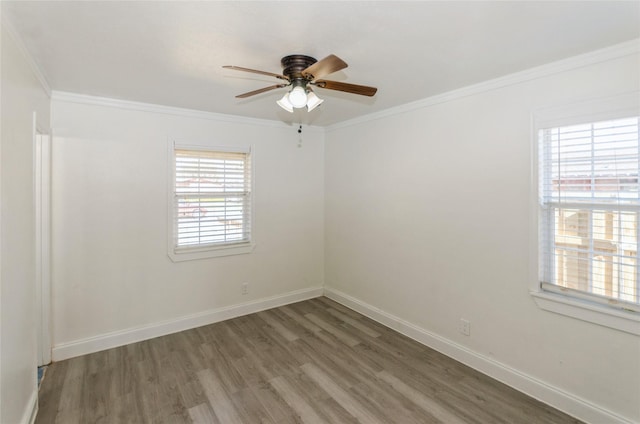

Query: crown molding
<box><xmin>1</xmin><ymin>13</ymin><xmax>52</xmax><ymax>97</ymax></box>
<box><xmin>51</xmin><ymin>91</ymin><xmax>325</xmax><ymax>133</ymax></box>
<box><xmin>327</xmin><ymin>38</ymin><xmax>640</xmax><ymax>132</ymax></box>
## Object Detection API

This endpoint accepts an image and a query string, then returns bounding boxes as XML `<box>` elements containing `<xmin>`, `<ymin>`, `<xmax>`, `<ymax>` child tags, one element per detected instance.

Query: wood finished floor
<box><xmin>36</xmin><ymin>297</ymin><xmax>582</xmax><ymax>423</ymax></box>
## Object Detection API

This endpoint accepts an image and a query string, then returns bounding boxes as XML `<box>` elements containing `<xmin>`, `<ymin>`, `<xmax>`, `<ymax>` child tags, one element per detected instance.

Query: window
<box><xmin>169</xmin><ymin>144</ymin><xmax>253</xmax><ymax>261</ymax></box>
<box><xmin>538</xmin><ymin>116</ymin><xmax>640</xmax><ymax>315</ymax></box>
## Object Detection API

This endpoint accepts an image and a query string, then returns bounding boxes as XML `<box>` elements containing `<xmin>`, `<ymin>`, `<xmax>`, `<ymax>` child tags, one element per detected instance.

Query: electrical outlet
<box><xmin>241</xmin><ymin>282</ymin><xmax>249</xmax><ymax>295</ymax></box>
<box><xmin>459</xmin><ymin>318</ymin><xmax>470</xmax><ymax>336</ymax></box>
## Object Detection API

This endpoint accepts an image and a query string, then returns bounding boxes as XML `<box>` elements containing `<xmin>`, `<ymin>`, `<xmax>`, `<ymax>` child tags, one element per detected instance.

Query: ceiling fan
<box><xmin>223</xmin><ymin>54</ymin><xmax>377</xmax><ymax>112</ymax></box>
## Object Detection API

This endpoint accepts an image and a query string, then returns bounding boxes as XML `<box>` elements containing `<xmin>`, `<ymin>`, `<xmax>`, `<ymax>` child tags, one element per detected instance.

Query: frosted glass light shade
<box><xmin>288</xmin><ymin>85</ymin><xmax>308</xmax><ymax>108</ymax></box>
<box><xmin>276</xmin><ymin>93</ymin><xmax>294</xmax><ymax>113</ymax></box>
<box><xmin>306</xmin><ymin>92</ymin><xmax>324</xmax><ymax>111</ymax></box>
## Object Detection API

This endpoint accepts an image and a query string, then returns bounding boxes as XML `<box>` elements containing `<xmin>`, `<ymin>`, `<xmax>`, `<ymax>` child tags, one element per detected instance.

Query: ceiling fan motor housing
<box><xmin>281</xmin><ymin>55</ymin><xmax>317</xmax><ymax>81</ymax></box>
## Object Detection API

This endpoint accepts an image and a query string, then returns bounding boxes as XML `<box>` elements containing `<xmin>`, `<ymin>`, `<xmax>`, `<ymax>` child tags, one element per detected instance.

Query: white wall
<box><xmin>1</xmin><ymin>22</ymin><xmax>51</xmax><ymax>424</ymax></box>
<box><xmin>324</xmin><ymin>53</ymin><xmax>640</xmax><ymax>423</ymax></box>
<box><xmin>50</xmin><ymin>98</ymin><xmax>324</xmax><ymax>355</ymax></box>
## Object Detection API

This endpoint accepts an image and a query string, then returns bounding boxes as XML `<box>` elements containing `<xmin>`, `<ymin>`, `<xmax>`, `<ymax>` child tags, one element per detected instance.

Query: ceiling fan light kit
<box><xmin>276</xmin><ymin>85</ymin><xmax>324</xmax><ymax>113</ymax></box>
<box><xmin>223</xmin><ymin>54</ymin><xmax>377</xmax><ymax>113</ymax></box>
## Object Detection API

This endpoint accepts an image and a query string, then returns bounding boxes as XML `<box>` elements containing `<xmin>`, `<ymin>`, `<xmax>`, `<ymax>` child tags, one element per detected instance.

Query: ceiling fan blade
<box><xmin>235</xmin><ymin>84</ymin><xmax>288</xmax><ymax>98</ymax></box>
<box><xmin>223</xmin><ymin>65</ymin><xmax>288</xmax><ymax>81</ymax></box>
<box><xmin>301</xmin><ymin>54</ymin><xmax>348</xmax><ymax>80</ymax></box>
<box><xmin>313</xmin><ymin>80</ymin><xmax>377</xmax><ymax>97</ymax></box>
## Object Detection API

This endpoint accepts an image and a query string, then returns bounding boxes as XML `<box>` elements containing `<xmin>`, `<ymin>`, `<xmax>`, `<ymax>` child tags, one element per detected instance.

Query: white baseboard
<box><xmin>323</xmin><ymin>286</ymin><xmax>633</xmax><ymax>424</ymax></box>
<box><xmin>52</xmin><ymin>286</ymin><xmax>323</xmax><ymax>361</ymax></box>
<box><xmin>22</xmin><ymin>389</ymin><xmax>38</xmax><ymax>424</ymax></box>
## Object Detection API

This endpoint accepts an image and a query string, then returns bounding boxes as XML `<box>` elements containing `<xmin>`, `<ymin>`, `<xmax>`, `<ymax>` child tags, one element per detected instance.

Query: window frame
<box><xmin>167</xmin><ymin>139</ymin><xmax>255</xmax><ymax>262</ymax></box>
<box><xmin>530</xmin><ymin>93</ymin><xmax>640</xmax><ymax>335</ymax></box>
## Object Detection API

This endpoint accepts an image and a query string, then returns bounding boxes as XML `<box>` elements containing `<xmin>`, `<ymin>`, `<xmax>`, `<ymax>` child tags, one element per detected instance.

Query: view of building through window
<box><xmin>174</xmin><ymin>149</ymin><xmax>251</xmax><ymax>248</ymax></box>
<box><xmin>540</xmin><ymin>117</ymin><xmax>639</xmax><ymax>305</ymax></box>
<box><xmin>554</xmin><ymin>209</ymin><xmax>637</xmax><ymax>303</ymax></box>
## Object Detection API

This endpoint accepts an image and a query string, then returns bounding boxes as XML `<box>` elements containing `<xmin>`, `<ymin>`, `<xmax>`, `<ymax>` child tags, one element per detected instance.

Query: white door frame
<box><xmin>34</xmin><ymin>114</ymin><xmax>51</xmax><ymax>366</ymax></box>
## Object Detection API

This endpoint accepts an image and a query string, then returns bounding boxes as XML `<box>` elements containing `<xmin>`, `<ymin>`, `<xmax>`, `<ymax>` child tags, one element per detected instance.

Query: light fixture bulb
<box><xmin>288</xmin><ymin>83</ymin><xmax>308</xmax><ymax>108</ymax></box>
<box><xmin>276</xmin><ymin>93</ymin><xmax>293</xmax><ymax>113</ymax></box>
<box><xmin>306</xmin><ymin>91</ymin><xmax>324</xmax><ymax>112</ymax></box>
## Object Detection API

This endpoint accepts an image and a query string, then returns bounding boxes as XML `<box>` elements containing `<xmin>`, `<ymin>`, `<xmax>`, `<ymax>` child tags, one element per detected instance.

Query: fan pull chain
<box><xmin>297</xmin><ymin>124</ymin><xmax>303</xmax><ymax>148</ymax></box>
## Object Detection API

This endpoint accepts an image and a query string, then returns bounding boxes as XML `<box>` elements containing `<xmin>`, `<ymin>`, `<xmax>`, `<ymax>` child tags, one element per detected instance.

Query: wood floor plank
<box><xmin>200</xmin><ymin>343</ymin><xmax>248</xmax><ymax>394</ymax></box>
<box><xmin>208</xmin><ymin>320</ymin><xmax>246</xmax><ymax>360</ymax></box>
<box><xmin>52</xmin><ymin>357</ymin><xmax>85</xmax><ymax>423</ymax></box>
<box><xmin>230</xmin><ymin>386</ymin><xmax>277</xmax><ymax>424</ymax></box>
<box><xmin>280</xmin><ymin>304</ymin><xmax>323</xmax><ymax>333</ymax></box>
<box><xmin>257</xmin><ymin>310</ymin><xmax>300</xmax><ymax>342</ymax></box>
<box><xmin>108</xmin><ymin>348</ymin><xmax>135</xmax><ymax>399</ymax></box>
<box><xmin>36</xmin><ymin>297</ymin><xmax>583</xmax><ymax>424</ymax></box>
<box><xmin>304</xmin><ymin>312</ymin><xmax>361</xmax><ymax>347</ymax></box>
<box><xmin>107</xmin><ymin>391</ymin><xmax>145</xmax><ymax>423</ymax></box>
<box><xmin>349</xmin><ymin>379</ymin><xmax>438</xmax><ymax>424</ymax></box>
<box><xmin>354</xmin><ymin>339</ymin><xmax>500</xmax><ymax>423</ymax></box>
<box><xmin>177</xmin><ymin>379</ymin><xmax>209</xmax><ymax>410</ymax></box>
<box><xmin>300</xmin><ymin>362</ymin><xmax>386</xmax><ymax>424</ymax></box>
<box><xmin>188</xmin><ymin>403</ymin><xmax>219</xmax><ymax>424</ymax></box>
<box><xmin>314</xmin><ymin>296</ymin><xmax>365</xmax><ymax>319</ymax></box>
<box><xmin>250</xmin><ymin>381</ymin><xmax>302</xmax><ymax>424</ymax></box>
<box><xmin>197</xmin><ymin>368</ymin><xmax>244</xmax><ymax>423</ymax></box>
<box><xmin>268</xmin><ymin>375</ymin><xmax>326</xmax><ymax>424</ymax></box>
<box><xmin>325</xmin><ymin>306</ymin><xmax>382</xmax><ymax>338</ymax></box>
<box><xmin>377</xmin><ymin>369</ymin><xmax>469</xmax><ymax>424</ymax></box>
<box><xmin>35</xmin><ymin>360</ymin><xmax>69</xmax><ymax>423</ymax></box>
<box><xmin>293</xmin><ymin>336</ymin><xmax>369</xmax><ymax>389</ymax></box>
<box><xmin>79</xmin><ymin>367</ymin><xmax>111</xmax><ymax>422</ymax></box>
<box><xmin>315</xmin><ymin>397</ymin><xmax>360</xmax><ymax>424</ymax></box>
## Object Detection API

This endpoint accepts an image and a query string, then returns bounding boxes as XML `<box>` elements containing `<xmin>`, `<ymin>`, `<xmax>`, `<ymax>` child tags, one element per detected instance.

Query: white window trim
<box><xmin>530</xmin><ymin>92</ymin><xmax>640</xmax><ymax>335</ymax></box>
<box><xmin>530</xmin><ymin>291</ymin><xmax>640</xmax><ymax>336</ymax></box>
<box><xmin>167</xmin><ymin>139</ymin><xmax>255</xmax><ymax>262</ymax></box>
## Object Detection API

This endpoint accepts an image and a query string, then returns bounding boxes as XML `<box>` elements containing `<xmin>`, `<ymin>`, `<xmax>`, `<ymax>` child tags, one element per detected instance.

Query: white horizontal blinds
<box><xmin>174</xmin><ymin>149</ymin><xmax>251</xmax><ymax>249</ymax></box>
<box><xmin>539</xmin><ymin>117</ymin><xmax>640</xmax><ymax>307</ymax></box>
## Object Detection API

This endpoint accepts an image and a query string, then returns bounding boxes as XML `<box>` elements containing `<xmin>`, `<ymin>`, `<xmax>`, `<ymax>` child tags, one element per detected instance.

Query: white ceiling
<box><xmin>4</xmin><ymin>1</ymin><xmax>640</xmax><ymax>126</ymax></box>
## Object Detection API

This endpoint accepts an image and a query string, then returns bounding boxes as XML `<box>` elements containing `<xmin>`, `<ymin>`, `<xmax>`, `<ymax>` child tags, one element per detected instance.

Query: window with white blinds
<box><xmin>539</xmin><ymin>116</ymin><xmax>640</xmax><ymax>311</ymax></box>
<box><xmin>171</xmin><ymin>148</ymin><xmax>252</xmax><ymax>257</ymax></box>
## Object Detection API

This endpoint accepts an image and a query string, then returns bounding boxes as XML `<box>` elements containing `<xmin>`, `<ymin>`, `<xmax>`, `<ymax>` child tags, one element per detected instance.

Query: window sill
<box><xmin>531</xmin><ymin>291</ymin><xmax>639</xmax><ymax>336</ymax></box>
<box><xmin>169</xmin><ymin>242</ymin><xmax>255</xmax><ymax>262</ymax></box>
